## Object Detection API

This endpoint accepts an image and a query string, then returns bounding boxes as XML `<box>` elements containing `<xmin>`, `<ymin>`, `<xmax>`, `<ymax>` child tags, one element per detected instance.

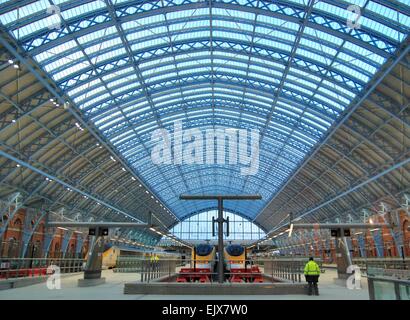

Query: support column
<box><xmin>335</xmin><ymin>234</ymin><xmax>353</xmax><ymax>280</ymax></box>
<box><xmin>217</xmin><ymin>197</ymin><xmax>224</xmax><ymax>284</ymax></box>
<box><xmin>78</xmin><ymin>231</ymin><xmax>106</xmax><ymax>287</ymax></box>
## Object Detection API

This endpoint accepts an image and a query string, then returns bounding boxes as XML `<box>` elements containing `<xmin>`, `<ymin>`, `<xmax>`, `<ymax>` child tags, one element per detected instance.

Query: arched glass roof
<box><xmin>169</xmin><ymin>210</ymin><xmax>266</xmax><ymax>240</ymax></box>
<box><xmin>1</xmin><ymin>0</ymin><xmax>408</xmax><ymax>222</ymax></box>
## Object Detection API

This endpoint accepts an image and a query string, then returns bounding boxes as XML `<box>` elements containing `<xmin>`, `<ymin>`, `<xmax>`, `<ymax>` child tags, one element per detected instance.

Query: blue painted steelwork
<box><xmin>372</xmin><ymin>230</ymin><xmax>384</xmax><ymax>257</ymax></box>
<box><xmin>0</xmin><ymin>0</ymin><xmax>408</xmax><ymax>222</ymax></box>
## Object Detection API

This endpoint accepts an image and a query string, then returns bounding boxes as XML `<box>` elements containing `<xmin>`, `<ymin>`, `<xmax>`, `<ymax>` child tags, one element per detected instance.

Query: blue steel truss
<box><xmin>0</xmin><ymin>0</ymin><xmax>408</xmax><ymax>221</ymax></box>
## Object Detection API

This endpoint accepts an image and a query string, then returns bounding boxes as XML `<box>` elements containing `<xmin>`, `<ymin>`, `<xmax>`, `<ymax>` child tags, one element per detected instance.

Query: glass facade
<box><xmin>170</xmin><ymin>210</ymin><xmax>265</xmax><ymax>240</ymax></box>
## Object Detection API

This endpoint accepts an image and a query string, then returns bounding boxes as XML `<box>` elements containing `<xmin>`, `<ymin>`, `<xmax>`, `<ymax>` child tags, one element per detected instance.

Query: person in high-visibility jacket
<box><xmin>304</xmin><ymin>257</ymin><xmax>321</xmax><ymax>296</ymax></box>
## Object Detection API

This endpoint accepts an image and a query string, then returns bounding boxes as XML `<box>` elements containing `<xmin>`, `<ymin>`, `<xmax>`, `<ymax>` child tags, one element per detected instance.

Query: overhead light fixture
<box><xmin>131</xmin><ymin>177</ymin><xmax>136</xmax><ymax>181</ymax></box>
<box><xmin>13</xmin><ymin>64</ymin><xmax>19</xmax><ymax>69</ymax></box>
<box><xmin>57</xmin><ymin>227</ymin><xmax>68</xmax><ymax>231</ymax></box>
<box><xmin>150</xmin><ymin>227</ymin><xmax>156</xmax><ymax>232</ymax></box>
<box><xmin>16</xmin><ymin>164</ymin><xmax>20</xmax><ymax>167</ymax></box>
<box><xmin>8</xmin><ymin>59</ymin><xmax>13</xmax><ymax>64</ymax></box>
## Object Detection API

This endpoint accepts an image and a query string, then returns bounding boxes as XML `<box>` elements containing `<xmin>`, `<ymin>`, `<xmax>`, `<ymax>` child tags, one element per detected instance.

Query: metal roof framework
<box><xmin>0</xmin><ymin>0</ymin><xmax>408</xmax><ymax>237</ymax></box>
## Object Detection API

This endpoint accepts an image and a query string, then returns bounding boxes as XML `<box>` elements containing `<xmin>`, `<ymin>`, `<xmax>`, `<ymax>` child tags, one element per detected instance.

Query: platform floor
<box><xmin>0</xmin><ymin>268</ymin><xmax>369</xmax><ymax>300</ymax></box>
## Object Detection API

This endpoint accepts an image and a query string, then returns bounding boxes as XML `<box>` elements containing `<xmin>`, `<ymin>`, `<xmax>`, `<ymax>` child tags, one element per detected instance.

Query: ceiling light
<box><xmin>13</xmin><ymin>64</ymin><xmax>19</xmax><ymax>69</ymax></box>
<box><xmin>110</xmin><ymin>156</ymin><xmax>116</xmax><ymax>162</ymax></box>
<box><xmin>8</xmin><ymin>59</ymin><xmax>13</xmax><ymax>64</ymax></box>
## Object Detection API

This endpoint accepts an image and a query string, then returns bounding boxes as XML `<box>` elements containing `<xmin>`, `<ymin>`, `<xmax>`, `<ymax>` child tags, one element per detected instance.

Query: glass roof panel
<box><xmin>1</xmin><ymin>0</ymin><xmax>408</xmax><ymax>223</ymax></box>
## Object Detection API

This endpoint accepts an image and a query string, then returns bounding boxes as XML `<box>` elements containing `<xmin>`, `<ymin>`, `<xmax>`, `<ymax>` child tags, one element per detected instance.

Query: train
<box><xmin>192</xmin><ymin>244</ymin><xmax>216</xmax><ymax>271</ymax></box>
<box><xmin>102</xmin><ymin>243</ymin><xmax>180</xmax><ymax>269</ymax></box>
<box><xmin>224</xmin><ymin>244</ymin><xmax>246</xmax><ymax>271</ymax></box>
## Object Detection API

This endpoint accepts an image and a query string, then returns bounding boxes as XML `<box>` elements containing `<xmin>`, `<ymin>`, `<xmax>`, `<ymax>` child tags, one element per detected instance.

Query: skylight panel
<box><xmin>61</xmin><ymin>1</ymin><xmax>106</xmax><ymax>20</ymax></box>
<box><xmin>167</xmin><ymin>9</ymin><xmax>199</xmax><ymax>20</ymax></box>
<box><xmin>213</xmin><ymin>30</ymin><xmax>250</xmax><ymax>42</ymax></box>
<box><xmin>99</xmin><ymin>115</ymin><xmax>127</xmax><ymax>130</ymax></box>
<box><xmin>90</xmin><ymin>48</ymin><xmax>126</xmax><ymax>64</ymax></box>
<box><xmin>110</xmin><ymin>128</ymin><xmax>133</xmax><ymax>143</ymax></box>
<box><xmin>304</xmin><ymin>27</ymin><xmax>343</xmax><ymax>46</ymax></box>
<box><xmin>68</xmin><ymin>79</ymin><xmax>102</xmax><ymax>96</ymax></box>
<box><xmin>146</xmin><ymin>72</ymin><xmax>178</xmax><ymax>83</ymax></box>
<box><xmin>80</xmin><ymin>93</ymin><xmax>110</xmax><ymax>109</ymax></box>
<box><xmin>44</xmin><ymin>50</ymin><xmax>85</xmax><ymax>72</ymax></box>
<box><xmin>213</xmin><ymin>20</ymin><xmax>254</xmax><ymax>32</ymax></box>
<box><xmin>132</xmin><ymin>13</ymin><xmax>166</xmax><ymax>26</ymax></box>
<box><xmin>285</xmin><ymin>82</ymin><xmax>314</xmax><ymax>97</ymax></box>
<box><xmin>360</xmin><ymin>15</ymin><xmax>403</xmax><ymax>42</ymax></box>
<box><xmin>337</xmin><ymin>52</ymin><xmax>377</xmax><ymax>74</ymax></box>
<box><xmin>253</xmin><ymin>37</ymin><xmax>293</xmax><ymax>52</ymax></box>
<box><xmin>84</xmin><ymin>37</ymin><xmax>122</xmax><ymax>55</ymax></box>
<box><xmin>131</xmin><ymin>37</ymin><xmax>168</xmax><ymax>51</ymax></box>
<box><xmin>296</xmin><ymin>48</ymin><xmax>329</xmax><ymax>65</ymax></box>
<box><xmin>173</xmin><ymin>30</ymin><xmax>210</xmax><ymax>42</ymax></box>
<box><xmin>94</xmin><ymin>110</ymin><xmax>121</xmax><ymax>125</ymax></box>
<box><xmin>168</xmin><ymin>19</ymin><xmax>210</xmax><ymax>32</ymax></box>
<box><xmin>217</xmin><ymin>67</ymin><xmax>247</xmax><ymax>76</ymax></box>
<box><xmin>333</xmin><ymin>63</ymin><xmax>370</xmax><ymax>83</ymax></box>
<box><xmin>13</xmin><ymin>15</ymin><xmax>61</xmax><ymax>39</ymax></box>
<box><xmin>321</xmin><ymin>80</ymin><xmax>355</xmax><ymax>98</ymax></box>
<box><xmin>112</xmin><ymin>133</ymin><xmax>138</xmax><ymax>147</ymax></box>
<box><xmin>0</xmin><ymin>0</ymin><xmax>49</xmax><ymax>26</ymax></box>
<box><xmin>305</xmin><ymin>112</ymin><xmax>331</xmax><ymax>127</ymax></box>
<box><xmin>74</xmin><ymin>85</ymin><xmax>106</xmax><ymax>103</ymax></box>
<box><xmin>107</xmin><ymin>74</ymin><xmax>138</xmax><ymax>88</ymax></box>
<box><xmin>366</xmin><ymin>1</ymin><xmax>410</xmax><ymax>27</ymax></box>
<box><xmin>315</xmin><ymin>93</ymin><xmax>344</xmax><ymax>110</ymax></box>
<box><xmin>255</xmin><ymin>27</ymin><xmax>296</xmax><ymax>42</ymax></box>
<box><xmin>316</xmin><ymin>87</ymin><xmax>350</xmax><ymax>105</ymax></box>
<box><xmin>126</xmin><ymin>26</ymin><xmax>168</xmax><ymax>41</ymax></box>
<box><xmin>313</xmin><ymin>1</ymin><xmax>350</xmax><ymax>20</ymax></box>
<box><xmin>102</xmin><ymin>67</ymin><xmax>134</xmax><ymax>81</ymax></box>
<box><xmin>287</xmin><ymin>75</ymin><xmax>317</xmax><ymax>89</ymax></box>
<box><xmin>343</xmin><ymin>42</ymin><xmax>385</xmax><ymax>65</ymax></box>
<box><xmin>257</xmin><ymin>14</ymin><xmax>299</xmax><ymax>30</ymax></box>
<box><xmin>300</xmin><ymin>38</ymin><xmax>337</xmax><ymax>56</ymax></box>
<box><xmin>34</xmin><ymin>40</ymin><xmax>77</xmax><ymax>63</ymax></box>
<box><xmin>52</xmin><ymin>60</ymin><xmax>91</xmax><ymax>81</ymax></box>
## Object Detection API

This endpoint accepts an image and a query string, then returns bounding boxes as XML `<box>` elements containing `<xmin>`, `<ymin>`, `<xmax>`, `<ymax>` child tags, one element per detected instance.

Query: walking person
<box><xmin>304</xmin><ymin>257</ymin><xmax>321</xmax><ymax>296</ymax></box>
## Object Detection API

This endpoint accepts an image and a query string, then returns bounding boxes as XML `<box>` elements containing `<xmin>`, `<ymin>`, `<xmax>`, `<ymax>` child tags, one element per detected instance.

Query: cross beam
<box><xmin>46</xmin><ymin>222</ymin><xmax>149</xmax><ymax>228</ymax></box>
<box><xmin>180</xmin><ymin>194</ymin><xmax>262</xmax><ymax>283</ymax></box>
<box><xmin>291</xmin><ymin>223</ymin><xmax>390</xmax><ymax>230</ymax></box>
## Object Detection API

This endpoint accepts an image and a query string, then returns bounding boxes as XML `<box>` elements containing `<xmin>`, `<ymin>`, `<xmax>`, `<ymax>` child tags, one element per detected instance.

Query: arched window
<box><xmin>13</xmin><ymin>218</ymin><xmax>22</xmax><ymax>227</ymax></box>
<box><xmin>169</xmin><ymin>210</ymin><xmax>265</xmax><ymax>240</ymax></box>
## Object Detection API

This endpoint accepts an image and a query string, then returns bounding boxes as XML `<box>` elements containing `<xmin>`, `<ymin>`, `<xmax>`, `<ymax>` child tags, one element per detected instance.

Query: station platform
<box><xmin>0</xmin><ymin>268</ymin><xmax>369</xmax><ymax>300</ymax></box>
